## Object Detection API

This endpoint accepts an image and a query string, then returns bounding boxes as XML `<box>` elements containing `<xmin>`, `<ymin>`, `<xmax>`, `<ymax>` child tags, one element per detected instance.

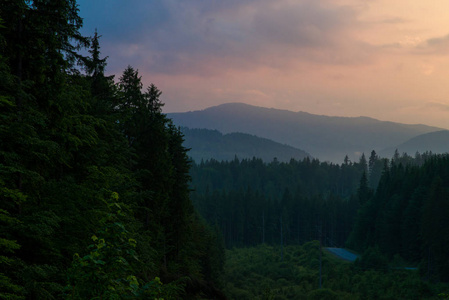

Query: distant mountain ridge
<box><xmin>169</xmin><ymin>103</ymin><xmax>443</xmax><ymax>163</ymax></box>
<box><xmin>380</xmin><ymin>130</ymin><xmax>449</xmax><ymax>157</ymax></box>
<box><xmin>181</xmin><ymin>127</ymin><xmax>311</xmax><ymax>163</ymax></box>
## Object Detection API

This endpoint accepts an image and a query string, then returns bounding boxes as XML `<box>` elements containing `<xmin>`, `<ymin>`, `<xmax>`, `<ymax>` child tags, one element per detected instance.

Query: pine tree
<box><xmin>144</xmin><ymin>83</ymin><xmax>164</xmax><ymax>114</ymax></box>
<box><xmin>0</xmin><ymin>2</ymin><xmax>227</xmax><ymax>298</ymax></box>
<box><xmin>359</xmin><ymin>153</ymin><xmax>368</xmax><ymax>174</ymax></box>
<box><xmin>83</xmin><ymin>29</ymin><xmax>107</xmax><ymax>79</ymax></box>
<box><xmin>357</xmin><ymin>172</ymin><xmax>372</xmax><ymax>206</ymax></box>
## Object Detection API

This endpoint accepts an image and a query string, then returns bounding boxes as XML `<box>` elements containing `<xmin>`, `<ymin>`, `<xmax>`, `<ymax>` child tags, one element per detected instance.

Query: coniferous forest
<box><xmin>3</xmin><ymin>1</ymin><xmax>449</xmax><ymax>299</ymax></box>
<box><xmin>190</xmin><ymin>152</ymin><xmax>449</xmax><ymax>299</ymax></box>
<box><xmin>0</xmin><ymin>1</ymin><xmax>224</xmax><ymax>298</ymax></box>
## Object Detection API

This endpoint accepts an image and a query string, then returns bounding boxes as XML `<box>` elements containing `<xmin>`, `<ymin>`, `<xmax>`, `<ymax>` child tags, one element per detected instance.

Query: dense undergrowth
<box><xmin>223</xmin><ymin>242</ymin><xmax>448</xmax><ymax>300</ymax></box>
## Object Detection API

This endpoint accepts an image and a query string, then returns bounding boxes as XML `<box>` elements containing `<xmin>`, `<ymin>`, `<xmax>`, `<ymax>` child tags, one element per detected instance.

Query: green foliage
<box><xmin>224</xmin><ymin>243</ymin><xmax>443</xmax><ymax>300</ymax></box>
<box><xmin>190</xmin><ymin>157</ymin><xmax>365</xmax><ymax>248</ymax></box>
<box><xmin>66</xmin><ymin>195</ymin><xmax>140</xmax><ymax>299</ymax></box>
<box><xmin>349</xmin><ymin>154</ymin><xmax>449</xmax><ymax>281</ymax></box>
<box><xmin>0</xmin><ymin>181</ymin><xmax>25</xmax><ymax>299</ymax></box>
<box><xmin>66</xmin><ymin>193</ymin><xmax>184</xmax><ymax>299</ymax></box>
<box><xmin>307</xmin><ymin>288</ymin><xmax>338</xmax><ymax>300</ymax></box>
<box><xmin>354</xmin><ymin>246</ymin><xmax>388</xmax><ymax>271</ymax></box>
<box><xmin>6</xmin><ymin>0</ymin><xmax>449</xmax><ymax>298</ymax></box>
<box><xmin>0</xmin><ymin>2</ymin><xmax>225</xmax><ymax>298</ymax></box>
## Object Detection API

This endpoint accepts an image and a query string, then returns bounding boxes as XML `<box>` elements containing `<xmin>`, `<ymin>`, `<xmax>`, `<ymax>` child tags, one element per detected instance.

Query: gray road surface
<box><xmin>325</xmin><ymin>247</ymin><xmax>359</xmax><ymax>262</ymax></box>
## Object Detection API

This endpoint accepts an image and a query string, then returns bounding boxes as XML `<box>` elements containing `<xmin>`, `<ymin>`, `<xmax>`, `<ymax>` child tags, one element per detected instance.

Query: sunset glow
<box><xmin>78</xmin><ymin>0</ymin><xmax>449</xmax><ymax>129</ymax></box>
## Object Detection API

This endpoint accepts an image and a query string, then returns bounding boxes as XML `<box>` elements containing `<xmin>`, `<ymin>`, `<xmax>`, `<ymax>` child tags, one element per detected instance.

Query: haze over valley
<box><xmin>4</xmin><ymin>1</ymin><xmax>449</xmax><ymax>298</ymax></box>
<box><xmin>170</xmin><ymin>103</ymin><xmax>446</xmax><ymax>163</ymax></box>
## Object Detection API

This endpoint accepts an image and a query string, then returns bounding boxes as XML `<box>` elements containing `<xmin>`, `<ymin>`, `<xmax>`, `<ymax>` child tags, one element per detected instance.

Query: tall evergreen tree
<box><xmin>0</xmin><ymin>2</ymin><xmax>226</xmax><ymax>297</ymax></box>
<box><xmin>83</xmin><ymin>29</ymin><xmax>107</xmax><ymax>79</ymax></box>
<box><xmin>357</xmin><ymin>172</ymin><xmax>372</xmax><ymax>206</ymax></box>
<box><xmin>144</xmin><ymin>83</ymin><xmax>164</xmax><ymax>114</ymax></box>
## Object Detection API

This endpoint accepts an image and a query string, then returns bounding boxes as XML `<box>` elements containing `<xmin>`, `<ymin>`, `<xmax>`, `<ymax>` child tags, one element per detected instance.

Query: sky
<box><xmin>77</xmin><ymin>0</ymin><xmax>449</xmax><ymax>129</ymax></box>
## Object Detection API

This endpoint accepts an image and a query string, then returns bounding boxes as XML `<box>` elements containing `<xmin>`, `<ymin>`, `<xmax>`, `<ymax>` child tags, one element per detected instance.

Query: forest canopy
<box><xmin>2</xmin><ymin>1</ymin><xmax>449</xmax><ymax>299</ymax></box>
<box><xmin>0</xmin><ymin>2</ymin><xmax>224</xmax><ymax>298</ymax></box>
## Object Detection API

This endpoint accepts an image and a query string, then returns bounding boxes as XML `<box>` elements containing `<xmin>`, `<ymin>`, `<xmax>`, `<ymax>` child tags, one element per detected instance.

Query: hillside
<box><xmin>380</xmin><ymin>130</ymin><xmax>449</xmax><ymax>157</ymax></box>
<box><xmin>181</xmin><ymin>127</ymin><xmax>311</xmax><ymax>163</ymax></box>
<box><xmin>169</xmin><ymin>103</ymin><xmax>442</xmax><ymax>163</ymax></box>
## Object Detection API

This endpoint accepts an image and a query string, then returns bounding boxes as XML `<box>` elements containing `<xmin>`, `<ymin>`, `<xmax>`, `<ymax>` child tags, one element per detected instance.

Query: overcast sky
<box><xmin>77</xmin><ymin>0</ymin><xmax>449</xmax><ymax>129</ymax></box>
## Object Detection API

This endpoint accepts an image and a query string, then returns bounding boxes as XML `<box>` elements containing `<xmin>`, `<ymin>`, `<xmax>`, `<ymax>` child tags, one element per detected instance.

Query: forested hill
<box><xmin>4</xmin><ymin>1</ymin><xmax>449</xmax><ymax>299</ymax></box>
<box><xmin>189</xmin><ymin>154</ymin><xmax>373</xmax><ymax>248</ymax></box>
<box><xmin>380</xmin><ymin>130</ymin><xmax>449</xmax><ymax>158</ymax></box>
<box><xmin>189</xmin><ymin>150</ymin><xmax>434</xmax><ymax>250</ymax></box>
<box><xmin>0</xmin><ymin>2</ymin><xmax>224</xmax><ymax>299</ymax></box>
<box><xmin>348</xmin><ymin>154</ymin><xmax>449</xmax><ymax>282</ymax></box>
<box><xmin>168</xmin><ymin>102</ymin><xmax>442</xmax><ymax>163</ymax></box>
<box><xmin>190</xmin><ymin>150</ymin><xmax>449</xmax><ymax>296</ymax></box>
<box><xmin>181</xmin><ymin>127</ymin><xmax>311</xmax><ymax>163</ymax></box>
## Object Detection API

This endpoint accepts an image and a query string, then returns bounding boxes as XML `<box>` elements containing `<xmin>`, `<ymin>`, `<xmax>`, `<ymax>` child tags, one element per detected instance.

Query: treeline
<box><xmin>0</xmin><ymin>1</ymin><xmax>223</xmax><ymax>299</ymax></box>
<box><xmin>190</xmin><ymin>150</ymin><xmax>438</xmax><ymax>250</ymax></box>
<box><xmin>190</xmin><ymin>155</ymin><xmax>368</xmax><ymax>248</ymax></box>
<box><xmin>348</xmin><ymin>153</ymin><xmax>449</xmax><ymax>282</ymax></box>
